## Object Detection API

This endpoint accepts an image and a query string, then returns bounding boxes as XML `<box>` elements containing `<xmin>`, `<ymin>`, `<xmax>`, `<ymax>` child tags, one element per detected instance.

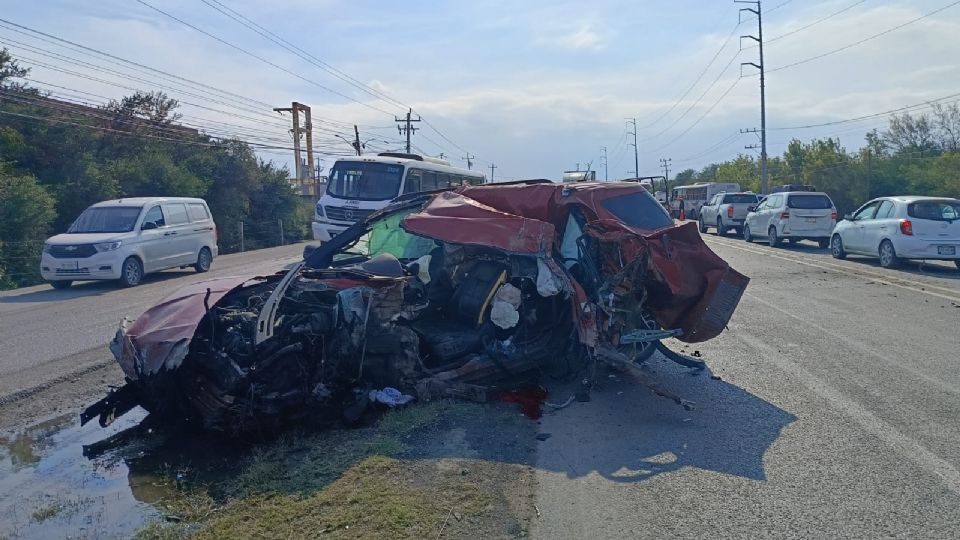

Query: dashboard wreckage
<box><xmin>82</xmin><ymin>182</ymin><xmax>749</xmax><ymax>435</ymax></box>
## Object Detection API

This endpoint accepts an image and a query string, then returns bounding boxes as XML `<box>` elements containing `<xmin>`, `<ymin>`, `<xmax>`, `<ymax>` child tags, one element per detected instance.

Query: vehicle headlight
<box><xmin>94</xmin><ymin>241</ymin><xmax>122</xmax><ymax>252</ymax></box>
<box><xmin>42</xmin><ymin>243</ymin><xmax>52</xmax><ymax>253</ymax></box>
<box><xmin>315</xmin><ymin>202</ymin><xmax>325</xmax><ymax>218</ymax></box>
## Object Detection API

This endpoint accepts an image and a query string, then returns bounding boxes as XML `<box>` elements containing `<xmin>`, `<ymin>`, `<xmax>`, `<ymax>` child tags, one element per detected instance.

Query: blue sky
<box><xmin>2</xmin><ymin>0</ymin><xmax>959</xmax><ymax>180</ymax></box>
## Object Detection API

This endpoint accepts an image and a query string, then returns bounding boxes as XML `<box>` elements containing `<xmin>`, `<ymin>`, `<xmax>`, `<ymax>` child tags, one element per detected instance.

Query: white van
<box><xmin>312</xmin><ymin>153</ymin><xmax>484</xmax><ymax>242</ymax></box>
<box><xmin>41</xmin><ymin>197</ymin><xmax>218</xmax><ymax>288</ymax></box>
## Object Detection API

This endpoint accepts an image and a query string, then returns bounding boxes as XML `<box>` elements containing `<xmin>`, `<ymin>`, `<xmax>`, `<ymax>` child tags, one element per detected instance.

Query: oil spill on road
<box><xmin>0</xmin><ymin>409</ymin><xmax>241</xmax><ymax>539</ymax></box>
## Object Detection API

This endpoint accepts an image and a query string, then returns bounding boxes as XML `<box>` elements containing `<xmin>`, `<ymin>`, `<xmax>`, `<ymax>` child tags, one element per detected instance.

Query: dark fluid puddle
<box><xmin>0</xmin><ymin>409</ymin><xmax>240</xmax><ymax>539</ymax></box>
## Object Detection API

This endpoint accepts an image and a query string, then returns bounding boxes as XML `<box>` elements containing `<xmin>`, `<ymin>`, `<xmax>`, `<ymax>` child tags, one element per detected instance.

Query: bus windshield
<box><xmin>327</xmin><ymin>161</ymin><xmax>404</xmax><ymax>201</ymax></box>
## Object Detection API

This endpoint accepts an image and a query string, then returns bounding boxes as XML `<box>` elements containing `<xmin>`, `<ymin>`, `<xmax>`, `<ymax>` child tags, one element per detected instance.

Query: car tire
<box><xmin>831</xmin><ymin>235</ymin><xmax>847</xmax><ymax>259</ymax></box>
<box><xmin>50</xmin><ymin>280</ymin><xmax>72</xmax><ymax>290</ymax></box>
<box><xmin>743</xmin><ymin>224</ymin><xmax>754</xmax><ymax>243</ymax></box>
<box><xmin>879</xmin><ymin>240</ymin><xmax>900</xmax><ymax>268</ymax></box>
<box><xmin>768</xmin><ymin>226</ymin><xmax>782</xmax><ymax>247</ymax></box>
<box><xmin>698</xmin><ymin>216</ymin><xmax>707</xmax><ymax>233</ymax></box>
<box><xmin>119</xmin><ymin>256</ymin><xmax>143</xmax><ymax>287</ymax></box>
<box><xmin>195</xmin><ymin>247</ymin><xmax>213</xmax><ymax>273</ymax></box>
<box><xmin>716</xmin><ymin>217</ymin><xmax>727</xmax><ymax>237</ymax></box>
<box><xmin>817</xmin><ymin>238</ymin><xmax>830</xmax><ymax>249</ymax></box>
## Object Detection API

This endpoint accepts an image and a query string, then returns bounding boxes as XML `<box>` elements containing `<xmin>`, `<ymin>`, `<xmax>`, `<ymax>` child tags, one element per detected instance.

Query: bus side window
<box><xmin>422</xmin><ymin>171</ymin><xmax>438</xmax><ymax>191</ymax></box>
<box><xmin>404</xmin><ymin>169</ymin><xmax>422</xmax><ymax>193</ymax></box>
<box><xmin>437</xmin><ymin>174</ymin><xmax>451</xmax><ymax>188</ymax></box>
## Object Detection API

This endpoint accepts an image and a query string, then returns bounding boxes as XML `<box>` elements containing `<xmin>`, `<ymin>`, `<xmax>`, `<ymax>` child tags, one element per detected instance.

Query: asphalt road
<box><xmin>3</xmin><ymin>232</ymin><xmax>960</xmax><ymax>538</ymax></box>
<box><xmin>533</xmin><ymin>234</ymin><xmax>960</xmax><ymax>539</ymax></box>
<box><xmin>0</xmin><ymin>244</ymin><xmax>305</xmax><ymax>401</ymax></box>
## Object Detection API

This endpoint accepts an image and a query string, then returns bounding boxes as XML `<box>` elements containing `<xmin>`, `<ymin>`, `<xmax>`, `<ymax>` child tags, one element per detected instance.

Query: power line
<box><xmin>768</xmin><ymin>0</ymin><xmax>868</xmax><ymax>43</ymax></box>
<box><xmin>198</xmin><ymin>0</ymin><xmax>407</xmax><ymax>112</ymax></box>
<box><xmin>637</xmin><ymin>22</ymin><xmax>741</xmax><ymax>130</ymax></box>
<box><xmin>0</xmin><ymin>36</ymin><xmax>290</xmax><ymax>127</ymax></box>
<box><xmin>639</xmin><ymin>51</ymin><xmax>741</xmax><ymax>143</ymax></box>
<box><xmin>767</xmin><ymin>1</ymin><xmax>960</xmax><ymax>73</ymax></box>
<box><xmin>650</xmin><ymin>77</ymin><xmax>743</xmax><ymax>154</ymax></box>
<box><xmin>145</xmin><ymin>1</ymin><xmax>473</xmax><ymax>160</ymax></box>
<box><xmin>0</xmin><ymin>18</ymin><xmax>292</xmax><ymax>120</ymax></box>
<box><xmin>133</xmin><ymin>0</ymin><xmax>397</xmax><ymax>117</ymax></box>
<box><xmin>770</xmin><ymin>92</ymin><xmax>960</xmax><ymax>130</ymax></box>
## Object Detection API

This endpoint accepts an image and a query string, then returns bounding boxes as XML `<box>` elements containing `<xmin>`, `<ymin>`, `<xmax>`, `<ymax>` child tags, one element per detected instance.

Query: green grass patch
<box><xmin>31</xmin><ymin>503</ymin><xmax>63</xmax><ymax>522</ymax></box>
<box><xmin>134</xmin><ymin>400</ymin><xmax>528</xmax><ymax>539</ymax></box>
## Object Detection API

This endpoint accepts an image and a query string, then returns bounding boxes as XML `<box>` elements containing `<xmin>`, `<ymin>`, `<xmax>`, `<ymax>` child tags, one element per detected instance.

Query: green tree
<box><xmin>0</xmin><ymin>167</ymin><xmax>57</xmax><ymax>288</ymax></box>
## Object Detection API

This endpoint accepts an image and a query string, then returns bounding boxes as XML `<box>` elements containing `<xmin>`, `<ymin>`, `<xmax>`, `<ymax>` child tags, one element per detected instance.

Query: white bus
<box><xmin>311</xmin><ymin>153</ymin><xmax>485</xmax><ymax>242</ymax></box>
<box><xmin>671</xmin><ymin>182</ymin><xmax>740</xmax><ymax>219</ymax></box>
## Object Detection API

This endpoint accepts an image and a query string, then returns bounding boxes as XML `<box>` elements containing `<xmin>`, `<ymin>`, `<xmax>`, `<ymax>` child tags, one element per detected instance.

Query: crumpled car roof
<box><xmin>401</xmin><ymin>191</ymin><xmax>556</xmax><ymax>254</ymax></box>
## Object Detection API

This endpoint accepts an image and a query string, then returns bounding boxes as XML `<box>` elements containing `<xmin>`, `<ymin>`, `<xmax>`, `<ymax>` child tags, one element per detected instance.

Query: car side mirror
<box><xmin>747</xmin><ymin>206</ymin><xmax>756</xmax><ymax>212</ymax></box>
<box><xmin>843</xmin><ymin>214</ymin><xmax>853</xmax><ymax>221</ymax></box>
<box><xmin>141</xmin><ymin>222</ymin><xmax>158</xmax><ymax>230</ymax></box>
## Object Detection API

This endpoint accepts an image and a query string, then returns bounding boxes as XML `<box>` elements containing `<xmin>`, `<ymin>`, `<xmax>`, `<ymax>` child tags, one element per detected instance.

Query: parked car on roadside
<box><xmin>830</xmin><ymin>196</ymin><xmax>960</xmax><ymax>269</ymax></box>
<box><xmin>698</xmin><ymin>192</ymin><xmax>760</xmax><ymax>236</ymax></box>
<box><xmin>41</xmin><ymin>197</ymin><xmax>218</xmax><ymax>288</ymax></box>
<box><xmin>743</xmin><ymin>191</ymin><xmax>837</xmax><ymax>248</ymax></box>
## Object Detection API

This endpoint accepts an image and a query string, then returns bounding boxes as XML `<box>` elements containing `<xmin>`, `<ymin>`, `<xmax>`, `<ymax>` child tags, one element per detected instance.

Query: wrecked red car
<box><xmin>82</xmin><ymin>181</ymin><xmax>748</xmax><ymax>434</ymax></box>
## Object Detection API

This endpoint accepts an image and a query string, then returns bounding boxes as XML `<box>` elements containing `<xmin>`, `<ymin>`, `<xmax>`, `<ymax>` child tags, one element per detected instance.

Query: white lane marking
<box><xmin>736</xmin><ymin>330</ymin><xmax>960</xmax><ymax>496</ymax></box>
<box><xmin>745</xmin><ymin>292</ymin><xmax>960</xmax><ymax>396</ymax></box>
<box><xmin>706</xmin><ymin>237</ymin><xmax>960</xmax><ymax>303</ymax></box>
<box><xmin>709</xmin><ymin>235</ymin><xmax>960</xmax><ymax>297</ymax></box>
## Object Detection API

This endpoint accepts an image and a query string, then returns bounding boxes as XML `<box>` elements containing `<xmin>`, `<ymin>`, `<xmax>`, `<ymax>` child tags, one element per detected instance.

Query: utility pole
<box><xmin>737</xmin><ymin>0</ymin><xmax>768</xmax><ymax>194</ymax></box>
<box><xmin>461</xmin><ymin>153</ymin><xmax>475</xmax><ymax>170</ymax></box>
<box><xmin>626</xmin><ymin>118</ymin><xmax>639</xmax><ymax>179</ymax></box>
<box><xmin>489</xmin><ymin>163</ymin><xmax>497</xmax><ymax>183</ymax></box>
<box><xmin>601</xmin><ymin>146</ymin><xmax>608</xmax><ymax>182</ymax></box>
<box><xmin>660</xmin><ymin>158</ymin><xmax>672</xmax><ymax>203</ymax></box>
<box><xmin>438</xmin><ymin>152</ymin><xmax>445</xmax><ymax>160</ymax></box>
<box><xmin>395</xmin><ymin>108</ymin><xmax>421</xmax><ymax>154</ymax></box>
<box><xmin>274</xmin><ymin>102</ymin><xmax>314</xmax><ymax>183</ymax></box>
<box><xmin>353</xmin><ymin>125</ymin><xmax>361</xmax><ymax>156</ymax></box>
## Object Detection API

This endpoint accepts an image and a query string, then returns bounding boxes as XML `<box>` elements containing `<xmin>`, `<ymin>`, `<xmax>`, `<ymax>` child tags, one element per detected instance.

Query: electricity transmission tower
<box><xmin>395</xmin><ymin>108</ymin><xmax>421</xmax><ymax>154</ymax></box>
<box><xmin>737</xmin><ymin>0</ymin><xmax>769</xmax><ymax>194</ymax></box>
<box><xmin>626</xmin><ymin>118</ymin><xmax>639</xmax><ymax>179</ymax></box>
<box><xmin>600</xmin><ymin>146</ymin><xmax>608</xmax><ymax>181</ymax></box>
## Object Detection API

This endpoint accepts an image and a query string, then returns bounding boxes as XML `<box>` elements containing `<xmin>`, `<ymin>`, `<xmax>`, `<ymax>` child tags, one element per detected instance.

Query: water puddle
<box><xmin>0</xmin><ymin>409</ymin><xmax>240</xmax><ymax>539</ymax></box>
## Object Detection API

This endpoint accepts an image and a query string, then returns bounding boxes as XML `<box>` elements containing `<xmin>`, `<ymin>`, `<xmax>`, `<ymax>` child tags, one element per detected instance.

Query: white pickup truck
<box><xmin>698</xmin><ymin>192</ymin><xmax>761</xmax><ymax>236</ymax></box>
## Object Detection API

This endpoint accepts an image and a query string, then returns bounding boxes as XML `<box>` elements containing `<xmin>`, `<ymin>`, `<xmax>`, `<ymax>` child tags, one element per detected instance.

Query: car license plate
<box><xmin>59</xmin><ymin>261</ymin><xmax>79</xmax><ymax>270</ymax></box>
<box><xmin>938</xmin><ymin>246</ymin><xmax>956</xmax><ymax>255</ymax></box>
<box><xmin>805</xmin><ymin>217</ymin><xmax>817</xmax><ymax>223</ymax></box>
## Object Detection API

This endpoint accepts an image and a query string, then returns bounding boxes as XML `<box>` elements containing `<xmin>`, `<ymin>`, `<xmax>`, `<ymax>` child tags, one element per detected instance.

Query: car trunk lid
<box><xmin>786</xmin><ymin>194</ymin><xmax>834</xmax><ymax>231</ymax></box>
<box><xmin>908</xmin><ymin>200</ymin><xmax>960</xmax><ymax>241</ymax></box>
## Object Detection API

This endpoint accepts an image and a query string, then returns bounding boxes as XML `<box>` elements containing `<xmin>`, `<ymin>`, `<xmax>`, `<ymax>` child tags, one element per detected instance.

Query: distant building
<box><xmin>562</xmin><ymin>170</ymin><xmax>596</xmax><ymax>183</ymax></box>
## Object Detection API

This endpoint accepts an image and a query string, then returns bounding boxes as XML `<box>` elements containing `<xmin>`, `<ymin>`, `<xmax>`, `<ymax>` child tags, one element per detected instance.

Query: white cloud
<box><xmin>561</xmin><ymin>25</ymin><xmax>603</xmax><ymax>50</ymax></box>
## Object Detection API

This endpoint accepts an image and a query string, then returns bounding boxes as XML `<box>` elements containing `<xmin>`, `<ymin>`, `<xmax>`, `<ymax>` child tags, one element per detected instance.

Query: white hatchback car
<box><xmin>41</xmin><ymin>197</ymin><xmax>218</xmax><ymax>288</ymax></box>
<box><xmin>830</xmin><ymin>196</ymin><xmax>960</xmax><ymax>269</ymax></box>
<box><xmin>743</xmin><ymin>191</ymin><xmax>837</xmax><ymax>248</ymax></box>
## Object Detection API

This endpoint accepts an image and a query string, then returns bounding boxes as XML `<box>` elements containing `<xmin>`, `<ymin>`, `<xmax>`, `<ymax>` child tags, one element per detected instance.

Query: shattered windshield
<box><xmin>67</xmin><ymin>206</ymin><xmax>142</xmax><ymax>233</ymax></box>
<box><xmin>344</xmin><ymin>208</ymin><xmax>436</xmax><ymax>260</ymax></box>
